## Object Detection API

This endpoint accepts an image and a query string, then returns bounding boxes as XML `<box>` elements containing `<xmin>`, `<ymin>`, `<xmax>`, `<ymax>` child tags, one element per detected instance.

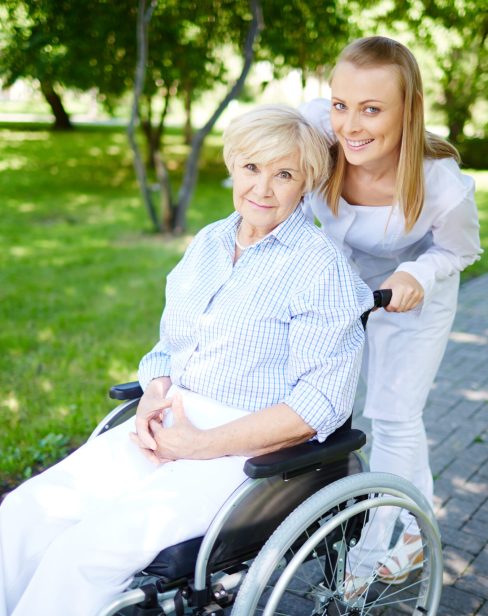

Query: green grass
<box><xmin>462</xmin><ymin>169</ymin><xmax>488</xmax><ymax>280</ymax></box>
<box><xmin>0</xmin><ymin>125</ymin><xmax>233</xmax><ymax>490</ymax></box>
<box><xmin>0</xmin><ymin>125</ymin><xmax>487</xmax><ymax>490</ymax></box>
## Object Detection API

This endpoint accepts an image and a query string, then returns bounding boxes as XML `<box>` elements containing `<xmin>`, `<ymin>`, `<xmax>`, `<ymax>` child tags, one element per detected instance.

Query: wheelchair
<box><xmin>90</xmin><ymin>291</ymin><xmax>443</xmax><ymax>616</ymax></box>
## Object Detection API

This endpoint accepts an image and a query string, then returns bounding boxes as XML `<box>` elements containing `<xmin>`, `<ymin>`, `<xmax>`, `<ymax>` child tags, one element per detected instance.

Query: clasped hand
<box><xmin>130</xmin><ymin>380</ymin><xmax>202</xmax><ymax>465</ymax></box>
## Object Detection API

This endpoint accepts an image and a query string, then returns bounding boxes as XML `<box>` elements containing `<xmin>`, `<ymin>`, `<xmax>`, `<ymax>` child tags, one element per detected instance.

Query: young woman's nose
<box><xmin>343</xmin><ymin>110</ymin><xmax>362</xmax><ymax>134</ymax></box>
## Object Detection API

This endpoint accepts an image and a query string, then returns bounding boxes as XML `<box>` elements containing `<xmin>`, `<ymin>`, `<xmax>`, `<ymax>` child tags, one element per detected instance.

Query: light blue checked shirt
<box><xmin>138</xmin><ymin>207</ymin><xmax>373</xmax><ymax>441</ymax></box>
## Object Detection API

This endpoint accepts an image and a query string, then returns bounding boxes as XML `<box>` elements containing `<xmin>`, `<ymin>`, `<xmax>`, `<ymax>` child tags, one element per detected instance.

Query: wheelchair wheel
<box><xmin>232</xmin><ymin>472</ymin><xmax>442</xmax><ymax>615</ymax></box>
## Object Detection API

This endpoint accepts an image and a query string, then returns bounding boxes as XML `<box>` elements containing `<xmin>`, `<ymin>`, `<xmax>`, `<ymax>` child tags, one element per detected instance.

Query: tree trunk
<box><xmin>183</xmin><ymin>89</ymin><xmax>192</xmax><ymax>145</ymax></box>
<box><xmin>39</xmin><ymin>82</ymin><xmax>73</xmax><ymax>130</ymax></box>
<box><xmin>127</xmin><ymin>0</ymin><xmax>161</xmax><ymax>232</ymax></box>
<box><xmin>448</xmin><ymin>120</ymin><xmax>465</xmax><ymax>145</ymax></box>
<box><xmin>173</xmin><ymin>0</ymin><xmax>264</xmax><ymax>232</ymax></box>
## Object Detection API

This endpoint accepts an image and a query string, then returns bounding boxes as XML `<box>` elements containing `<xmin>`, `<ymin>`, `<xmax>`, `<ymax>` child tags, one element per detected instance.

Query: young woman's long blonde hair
<box><xmin>326</xmin><ymin>36</ymin><xmax>459</xmax><ymax>232</ymax></box>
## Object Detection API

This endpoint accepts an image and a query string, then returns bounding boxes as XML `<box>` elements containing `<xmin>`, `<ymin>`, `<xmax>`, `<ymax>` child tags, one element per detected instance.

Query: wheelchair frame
<box><xmin>90</xmin><ymin>291</ymin><xmax>443</xmax><ymax>616</ymax></box>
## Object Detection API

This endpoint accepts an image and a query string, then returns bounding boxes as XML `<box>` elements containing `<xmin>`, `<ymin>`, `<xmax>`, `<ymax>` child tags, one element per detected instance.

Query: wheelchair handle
<box><xmin>361</xmin><ymin>289</ymin><xmax>392</xmax><ymax>329</ymax></box>
<box><xmin>373</xmin><ymin>289</ymin><xmax>392</xmax><ymax>309</ymax></box>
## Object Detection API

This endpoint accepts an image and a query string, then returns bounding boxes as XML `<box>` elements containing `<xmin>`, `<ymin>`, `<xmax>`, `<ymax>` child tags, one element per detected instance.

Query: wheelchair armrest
<box><xmin>244</xmin><ymin>428</ymin><xmax>366</xmax><ymax>479</ymax></box>
<box><xmin>109</xmin><ymin>381</ymin><xmax>143</xmax><ymax>400</ymax></box>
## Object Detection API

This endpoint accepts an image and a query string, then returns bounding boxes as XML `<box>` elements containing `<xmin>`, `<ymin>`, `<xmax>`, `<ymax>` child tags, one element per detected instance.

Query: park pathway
<box><xmin>354</xmin><ymin>273</ymin><xmax>488</xmax><ymax>615</ymax></box>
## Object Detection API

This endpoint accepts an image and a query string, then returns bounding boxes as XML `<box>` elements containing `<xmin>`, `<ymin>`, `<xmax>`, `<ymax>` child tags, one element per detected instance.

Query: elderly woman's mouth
<box><xmin>247</xmin><ymin>199</ymin><xmax>273</xmax><ymax>209</ymax></box>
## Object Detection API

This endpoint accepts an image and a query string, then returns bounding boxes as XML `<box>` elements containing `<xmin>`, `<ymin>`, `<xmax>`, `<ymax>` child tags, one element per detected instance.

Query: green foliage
<box><xmin>0</xmin><ymin>0</ymin><xmax>251</xmax><ymax>116</ymax></box>
<box><xmin>3</xmin><ymin>433</ymin><xmax>71</xmax><ymax>485</ymax></box>
<box><xmin>463</xmin><ymin>170</ymin><xmax>488</xmax><ymax>280</ymax></box>
<box><xmin>255</xmin><ymin>0</ymin><xmax>357</xmax><ymax>80</ymax></box>
<box><xmin>384</xmin><ymin>0</ymin><xmax>487</xmax><ymax>142</ymax></box>
<box><xmin>457</xmin><ymin>138</ymin><xmax>488</xmax><ymax>170</ymax></box>
<box><xmin>0</xmin><ymin>0</ymin><xmax>135</xmax><ymax>98</ymax></box>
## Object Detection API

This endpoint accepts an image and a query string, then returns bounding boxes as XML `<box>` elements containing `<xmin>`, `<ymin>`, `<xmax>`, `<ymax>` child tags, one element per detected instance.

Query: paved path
<box><xmin>354</xmin><ymin>274</ymin><xmax>488</xmax><ymax>615</ymax></box>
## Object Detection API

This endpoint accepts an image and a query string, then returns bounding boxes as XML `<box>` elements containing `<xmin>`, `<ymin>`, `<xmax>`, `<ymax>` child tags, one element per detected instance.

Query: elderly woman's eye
<box><xmin>278</xmin><ymin>171</ymin><xmax>292</xmax><ymax>180</ymax></box>
<box><xmin>245</xmin><ymin>163</ymin><xmax>258</xmax><ymax>172</ymax></box>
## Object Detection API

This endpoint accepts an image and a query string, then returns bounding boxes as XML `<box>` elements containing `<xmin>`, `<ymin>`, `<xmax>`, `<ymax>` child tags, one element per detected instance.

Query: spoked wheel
<box><xmin>231</xmin><ymin>472</ymin><xmax>442</xmax><ymax>616</ymax></box>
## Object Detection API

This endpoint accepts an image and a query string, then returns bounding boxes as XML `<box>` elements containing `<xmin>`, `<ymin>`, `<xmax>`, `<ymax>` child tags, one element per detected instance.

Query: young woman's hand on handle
<box><xmin>380</xmin><ymin>271</ymin><xmax>424</xmax><ymax>312</ymax></box>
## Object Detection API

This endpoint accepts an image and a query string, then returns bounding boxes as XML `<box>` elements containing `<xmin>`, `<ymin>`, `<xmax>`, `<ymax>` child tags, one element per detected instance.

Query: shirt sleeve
<box><xmin>136</xmin><ymin>224</ymin><xmax>217</xmax><ymax>391</ymax></box>
<box><xmin>137</xmin><ymin>314</ymin><xmax>172</xmax><ymax>391</ymax></box>
<box><xmin>284</xmin><ymin>259</ymin><xmax>372</xmax><ymax>442</ymax></box>
<box><xmin>395</xmin><ymin>177</ymin><xmax>482</xmax><ymax>305</ymax></box>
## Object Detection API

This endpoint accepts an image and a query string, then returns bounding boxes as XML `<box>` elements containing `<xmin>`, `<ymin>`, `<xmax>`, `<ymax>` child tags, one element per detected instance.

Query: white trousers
<box><xmin>349</xmin><ymin>415</ymin><xmax>433</xmax><ymax>576</ymax></box>
<box><xmin>0</xmin><ymin>387</ymin><xmax>250</xmax><ymax>616</ymax></box>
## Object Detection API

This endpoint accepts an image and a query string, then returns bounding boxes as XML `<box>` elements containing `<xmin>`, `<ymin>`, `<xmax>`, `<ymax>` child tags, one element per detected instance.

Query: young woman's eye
<box><xmin>332</xmin><ymin>102</ymin><xmax>346</xmax><ymax>111</ymax></box>
<box><xmin>364</xmin><ymin>106</ymin><xmax>380</xmax><ymax>114</ymax></box>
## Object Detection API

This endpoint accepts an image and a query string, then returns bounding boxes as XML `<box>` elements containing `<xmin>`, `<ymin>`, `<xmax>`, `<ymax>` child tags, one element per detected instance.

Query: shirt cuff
<box><xmin>284</xmin><ymin>381</ymin><xmax>348</xmax><ymax>443</ymax></box>
<box><xmin>137</xmin><ymin>354</ymin><xmax>172</xmax><ymax>391</ymax></box>
<box><xmin>395</xmin><ymin>261</ymin><xmax>435</xmax><ymax>311</ymax></box>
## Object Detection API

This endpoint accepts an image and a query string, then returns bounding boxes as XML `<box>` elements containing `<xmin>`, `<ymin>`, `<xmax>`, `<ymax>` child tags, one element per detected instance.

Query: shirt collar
<box><xmin>216</xmin><ymin>206</ymin><xmax>306</xmax><ymax>250</ymax></box>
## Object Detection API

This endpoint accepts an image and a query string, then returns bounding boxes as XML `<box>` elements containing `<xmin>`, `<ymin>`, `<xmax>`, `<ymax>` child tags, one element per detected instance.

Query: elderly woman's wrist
<box><xmin>146</xmin><ymin>375</ymin><xmax>171</xmax><ymax>395</ymax></box>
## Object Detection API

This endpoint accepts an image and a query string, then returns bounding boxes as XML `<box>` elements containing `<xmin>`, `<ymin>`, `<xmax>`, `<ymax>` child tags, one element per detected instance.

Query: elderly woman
<box><xmin>0</xmin><ymin>105</ymin><xmax>372</xmax><ymax>616</ymax></box>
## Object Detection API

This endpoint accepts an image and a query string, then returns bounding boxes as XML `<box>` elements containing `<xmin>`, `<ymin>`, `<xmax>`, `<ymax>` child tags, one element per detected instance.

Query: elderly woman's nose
<box><xmin>253</xmin><ymin>173</ymin><xmax>273</xmax><ymax>196</ymax></box>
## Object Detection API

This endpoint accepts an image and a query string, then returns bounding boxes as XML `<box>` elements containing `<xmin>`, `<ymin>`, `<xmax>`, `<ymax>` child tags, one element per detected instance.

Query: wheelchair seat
<box><xmin>142</xmin><ymin>427</ymin><xmax>365</xmax><ymax>584</ymax></box>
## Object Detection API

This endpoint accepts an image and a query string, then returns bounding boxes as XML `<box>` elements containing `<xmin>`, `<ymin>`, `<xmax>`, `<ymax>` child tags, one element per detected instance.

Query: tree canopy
<box><xmin>382</xmin><ymin>0</ymin><xmax>487</xmax><ymax>142</ymax></box>
<box><xmin>0</xmin><ymin>0</ymin><xmax>485</xmax><ymax>231</ymax></box>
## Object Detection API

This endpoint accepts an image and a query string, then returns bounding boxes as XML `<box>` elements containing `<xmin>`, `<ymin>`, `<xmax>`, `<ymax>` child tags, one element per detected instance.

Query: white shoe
<box><xmin>342</xmin><ymin>573</ymin><xmax>375</xmax><ymax>603</ymax></box>
<box><xmin>377</xmin><ymin>534</ymin><xmax>424</xmax><ymax>585</ymax></box>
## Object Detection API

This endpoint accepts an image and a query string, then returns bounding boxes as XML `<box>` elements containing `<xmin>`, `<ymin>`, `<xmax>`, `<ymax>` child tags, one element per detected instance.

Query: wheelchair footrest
<box><xmin>244</xmin><ymin>428</ymin><xmax>366</xmax><ymax>479</ymax></box>
<box><xmin>132</xmin><ymin>584</ymin><xmax>162</xmax><ymax>614</ymax></box>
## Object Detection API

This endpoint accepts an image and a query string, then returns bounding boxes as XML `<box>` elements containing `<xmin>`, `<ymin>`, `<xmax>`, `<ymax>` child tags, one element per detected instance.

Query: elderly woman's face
<box><xmin>232</xmin><ymin>152</ymin><xmax>306</xmax><ymax>235</ymax></box>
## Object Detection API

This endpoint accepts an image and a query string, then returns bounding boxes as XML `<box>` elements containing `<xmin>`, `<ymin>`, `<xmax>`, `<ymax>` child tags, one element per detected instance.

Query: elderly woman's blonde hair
<box><xmin>223</xmin><ymin>105</ymin><xmax>330</xmax><ymax>193</ymax></box>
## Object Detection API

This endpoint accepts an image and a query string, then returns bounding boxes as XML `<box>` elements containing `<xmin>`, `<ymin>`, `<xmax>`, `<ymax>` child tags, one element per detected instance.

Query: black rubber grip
<box><xmin>373</xmin><ymin>289</ymin><xmax>392</xmax><ymax>308</ymax></box>
<box><xmin>109</xmin><ymin>381</ymin><xmax>143</xmax><ymax>400</ymax></box>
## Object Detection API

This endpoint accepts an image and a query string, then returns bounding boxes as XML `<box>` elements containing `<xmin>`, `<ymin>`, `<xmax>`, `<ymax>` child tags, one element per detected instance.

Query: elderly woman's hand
<box><xmin>132</xmin><ymin>377</ymin><xmax>172</xmax><ymax>457</ymax></box>
<box><xmin>149</xmin><ymin>394</ymin><xmax>205</xmax><ymax>461</ymax></box>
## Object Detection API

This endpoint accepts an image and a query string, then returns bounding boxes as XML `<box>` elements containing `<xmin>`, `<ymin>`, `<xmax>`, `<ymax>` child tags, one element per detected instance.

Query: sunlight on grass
<box><xmin>18</xmin><ymin>202</ymin><xmax>36</xmax><ymax>212</ymax></box>
<box><xmin>1</xmin><ymin>130</ymin><xmax>50</xmax><ymax>142</ymax></box>
<box><xmin>0</xmin><ymin>155</ymin><xmax>28</xmax><ymax>171</ymax></box>
<box><xmin>10</xmin><ymin>246</ymin><xmax>33</xmax><ymax>258</ymax></box>
<box><xmin>3</xmin><ymin>394</ymin><xmax>20</xmax><ymax>413</ymax></box>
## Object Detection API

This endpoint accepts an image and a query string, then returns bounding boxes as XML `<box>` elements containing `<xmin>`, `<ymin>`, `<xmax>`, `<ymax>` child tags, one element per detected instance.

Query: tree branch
<box><xmin>173</xmin><ymin>0</ymin><xmax>264</xmax><ymax>232</ymax></box>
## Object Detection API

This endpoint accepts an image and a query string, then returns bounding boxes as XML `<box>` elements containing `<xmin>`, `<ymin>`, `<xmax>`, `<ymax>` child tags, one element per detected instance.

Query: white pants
<box><xmin>0</xmin><ymin>387</ymin><xmax>250</xmax><ymax>616</ymax></box>
<box><xmin>349</xmin><ymin>416</ymin><xmax>433</xmax><ymax>576</ymax></box>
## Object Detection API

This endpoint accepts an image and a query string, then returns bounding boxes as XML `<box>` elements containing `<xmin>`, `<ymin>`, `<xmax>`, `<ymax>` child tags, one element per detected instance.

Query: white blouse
<box><xmin>300</xmin><ymin>98</ymin><xmax>482</xmax><ymax>305</ymax></box>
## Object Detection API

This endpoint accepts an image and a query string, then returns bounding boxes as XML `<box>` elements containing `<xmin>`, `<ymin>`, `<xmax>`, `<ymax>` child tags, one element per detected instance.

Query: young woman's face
<box><xmin>330</xmin><ymin>61</ymin><xmax>405</xmax><ymax>170</ymax></box>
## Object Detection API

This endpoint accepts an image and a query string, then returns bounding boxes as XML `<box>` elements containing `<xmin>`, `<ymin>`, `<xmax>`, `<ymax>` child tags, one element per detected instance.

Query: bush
<box><xmin>457</xmin><ymin>137</ymin><xmax>488</xmax><ymax>170</ymax></box>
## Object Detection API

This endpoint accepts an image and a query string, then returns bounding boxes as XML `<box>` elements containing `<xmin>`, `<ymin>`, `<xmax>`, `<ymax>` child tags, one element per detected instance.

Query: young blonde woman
<box><xmin>300</xmin><ymin>36</ymin><xmax>481</xmax><ymax>592</ymax></box>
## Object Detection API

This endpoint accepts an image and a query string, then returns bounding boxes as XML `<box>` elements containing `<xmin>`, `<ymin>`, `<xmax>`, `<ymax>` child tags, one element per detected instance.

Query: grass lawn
<box><xmin>1</xmin><ymin>125</ymin><xmax>487</xmax><ymax>491</ymax></box>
